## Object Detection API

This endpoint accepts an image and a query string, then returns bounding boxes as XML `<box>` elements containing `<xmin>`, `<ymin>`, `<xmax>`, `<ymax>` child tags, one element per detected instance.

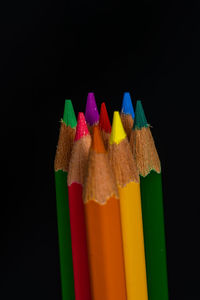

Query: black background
<box><xmin>1</xmin><ymin>1</ymin><xmax>199</xmax><ymax>299</ymax></box>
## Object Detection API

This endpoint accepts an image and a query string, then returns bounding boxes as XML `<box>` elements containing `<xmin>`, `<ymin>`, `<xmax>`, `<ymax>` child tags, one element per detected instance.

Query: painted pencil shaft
<box><xmin>55</xmin><ymin>171</ymin><xmax>75</xmax><ymax>300</ymax></box>
<box><xmin>68</xmin><ymin>183</ymin><xmax>92</xmax><ymax>300</ymax></box>
<box><xmin>140</xmin><ymin>171</ymin><xmax>168</xmax><ymax>300</ymax></box>
<box><xmin>118</xmin><ymin>181</ymin><xmax>148</xmax><ymax>300</ymax></box>
<box><xmin>85</xmin><ymin>196</ymin><xmax>127</xmax><ymax>300</ymax></box>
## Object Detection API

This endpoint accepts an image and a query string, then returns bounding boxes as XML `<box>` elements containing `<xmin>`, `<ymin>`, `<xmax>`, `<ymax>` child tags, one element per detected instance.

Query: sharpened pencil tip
<box><xmin>85</xmin><ymin>92</ymin><xmax>99</xmax><ymax>126</ymax></box>
<box><xmin>110</xmin><ymin>111</ymin><xmax>127</xmax><ymax>145</ymax></box>
<box><xmin>99</xmin><ymin>102</ymin><xmax>111</xmax><ymax>133</ymax></box>
<box><xmin>75</xmin><ymin>112</ymin><xmax>90</xmax><ymax>141</ymax></box>
<box><xmin>92</xmin><ymin>125</ymin><xmax>106</xmax><ymax>153</ymax></box>
<box><xmin>134</xmin><ymin>100</ymin><xmax>148</xmax><ymax>129</ymax></box>
<box><xmin>63</xmin><ymin>100</ymin><xmax>77</xmax><ymax>128</ymax></box>
<box><xmin>121</xmin><ymin>92</ymin><xmax>135</xmax><ymax>119</ymax></box>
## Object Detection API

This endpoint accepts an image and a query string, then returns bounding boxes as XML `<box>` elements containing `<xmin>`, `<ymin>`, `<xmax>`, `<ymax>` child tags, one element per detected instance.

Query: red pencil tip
<box><xmin>99</xmin><ymin>102</ymin><xmax>111</xmax><ymax>133</ymax></box>
<box><xmin>75</xmin><ymin>112</ymin><xmax>90</xmax><ymax>141</ymax></box>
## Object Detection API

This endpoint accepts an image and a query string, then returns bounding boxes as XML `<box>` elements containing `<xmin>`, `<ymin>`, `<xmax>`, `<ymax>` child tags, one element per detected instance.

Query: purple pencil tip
<box><xmin>85</xmin><ymin>92</ymin><xmax>99</xmax><ymax>126</ymax></box>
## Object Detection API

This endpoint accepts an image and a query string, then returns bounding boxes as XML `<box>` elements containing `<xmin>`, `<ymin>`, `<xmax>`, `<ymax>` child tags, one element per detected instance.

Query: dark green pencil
<box><xmin>130</xmin><ymin>101</ymin><xmax>169</xmax><ymax>300</ymax></box>
<box><xmin>54</xmin><ymin>100</ymin><xmax>77</xmax><ymax>300</ymax></box>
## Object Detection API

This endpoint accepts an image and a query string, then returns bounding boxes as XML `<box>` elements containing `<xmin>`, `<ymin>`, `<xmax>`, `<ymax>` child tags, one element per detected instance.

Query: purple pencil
<box><xmin>85</xmin><ymin>93</ymin><xmax>99</xmax><ymax>132</ymax></box>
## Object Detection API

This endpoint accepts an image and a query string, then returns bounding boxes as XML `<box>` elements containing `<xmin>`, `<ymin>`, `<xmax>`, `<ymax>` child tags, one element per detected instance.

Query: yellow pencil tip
<box><xmin>110</xmin><ymin>111</ymin><xmax>127</xmax><ymax>144</ymax></box>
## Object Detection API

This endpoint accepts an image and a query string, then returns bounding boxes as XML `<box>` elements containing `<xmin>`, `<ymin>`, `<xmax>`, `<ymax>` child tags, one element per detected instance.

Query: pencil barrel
<box><xmin>55</xmin><ymin>170</ymin><xmax>75</xmax><ymax>300</ymax></box>
<box><xmin>140</xmin><ymin>171</ymin><xmax>168</xmax><ymax>300</ymax></box>
<box><xmin>85</xmin><ymin>196</ymin><xmax>127</xmax><ymax>300</ymax></box>
<box><xmin>118</xmin><ymin>182</ymin><xmax>148</xmax><ymax>300</ymax></box>
<box><xmin>68</xmin><ymin>183</ymin><xmax>92</xmax><ymax>300</ymax></box>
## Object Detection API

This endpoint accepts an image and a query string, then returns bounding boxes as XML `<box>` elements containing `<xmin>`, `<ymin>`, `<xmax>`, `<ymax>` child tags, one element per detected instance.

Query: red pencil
<box><xmin>67</xmin><ymin>112</ymin><xmax>92</xmax><ymax>300</ymax></box>
<box><xmin>99</xmin><ymin>102</ymin><xmax>111</xmax><ymax>149</ymax></box>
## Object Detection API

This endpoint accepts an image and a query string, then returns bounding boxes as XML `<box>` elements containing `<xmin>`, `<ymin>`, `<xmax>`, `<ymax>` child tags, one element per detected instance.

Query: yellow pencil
<box><xmin>108</xmin><ymin>111</ymin><xmax>148</xmax><ymax>300</ymax></box>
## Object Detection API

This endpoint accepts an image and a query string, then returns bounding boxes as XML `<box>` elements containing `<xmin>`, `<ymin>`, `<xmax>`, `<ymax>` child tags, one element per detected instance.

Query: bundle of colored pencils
<box><xmin>54</xmin><ymin>92</ymin><xmax>169</xmax><ymax>300</ymax></box>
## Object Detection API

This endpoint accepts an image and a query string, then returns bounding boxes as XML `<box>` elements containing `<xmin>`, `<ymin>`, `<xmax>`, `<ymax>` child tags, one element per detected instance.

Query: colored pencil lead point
<box><xmin>99</xmin><ymin>102</ymin><xmax>111</xmax><ymax>133</ymax></box>
<box><xmin>110</xmin><ymin>111</ymin><xmax>127</xmax><ymax>145</ymax></box>
<box><xmin>85</xmin><ymin>92</ymin><xmax>99</xmax><ymax>126</ymax></box>
<box><xmin>75</xmin><ymin>112</ymin><xmax>90</xmax><ymax>141</ymax></box>
<box><xmin>121</xmin><ymin>92</ymin><xmax>135</xmax><ymax>119</ymax></box>
<box><xmin>134</xmin><ymin>100</ymin><xmax>148</xmax><ymax>130</ymax></box>
<box><xmin>92</xmin><ymin>125</ymin><xmax>106</xmax><ymax>153</ymax></box>
<box><xmin>63</xmin><ymin>100</ymin><xmax>77</xmax><ymax>128</ymax></box>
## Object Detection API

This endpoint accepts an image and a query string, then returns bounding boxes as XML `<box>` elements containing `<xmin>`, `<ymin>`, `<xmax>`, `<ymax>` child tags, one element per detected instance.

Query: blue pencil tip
<box><xmin>121</xmin><ymin>92</ymin><xmax>135</xmax><ymax>119</ymax></box>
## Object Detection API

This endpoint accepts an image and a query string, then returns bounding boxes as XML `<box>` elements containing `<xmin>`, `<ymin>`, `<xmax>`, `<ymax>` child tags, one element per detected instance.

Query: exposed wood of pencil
<box><xmin>84</xmin><ymin>126</ymin><xmax>127</xmax><ymax>300</ymax></box>
<box><xmin>54</xmin><ymin>121</ymin><xmax>76</xmax><ymax>172</ymax></box>
<box><xmin>120</xmin><ymin>113</ymin><xmax>134</xmax><ymax>140</ymax></box>
<box><xmin>130</xmin><ymin>126</ymin><xmax>160</xmax><ymax>177</ymax></box>
<box><xmin>100</xmin><ymin>130</ymin><xmax>110</xmax><ymax>149</ymax></box>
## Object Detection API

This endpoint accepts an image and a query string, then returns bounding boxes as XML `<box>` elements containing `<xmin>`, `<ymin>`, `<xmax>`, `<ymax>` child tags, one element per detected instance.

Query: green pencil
<box><xmin>130</xmin><ymin>100</ymin><xmax>169</xmax><ymax>300</ymax></box>
<box><xmin>54</xmin><ymin>100</ymin><xmax>77</xmax><ymax>300</ymax></box>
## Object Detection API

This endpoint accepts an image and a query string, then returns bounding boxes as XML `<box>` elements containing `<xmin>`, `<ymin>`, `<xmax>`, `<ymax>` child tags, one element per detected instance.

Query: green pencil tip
<box><xmin>63</xmin><ymin>100</ymin><xmax>77</xmax><ymax>128</ymax></box>
<box><xmin>134</xmin><ymin>100</ymin><xmax>148</xmax><ymax>129</ymax></box>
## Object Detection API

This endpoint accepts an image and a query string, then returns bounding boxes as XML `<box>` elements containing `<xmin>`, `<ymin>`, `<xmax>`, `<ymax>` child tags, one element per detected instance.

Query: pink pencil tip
<box><xmin>74</xmin><ymin>112</ymin><xmax>90</xmax><ymax>141</ymax></box>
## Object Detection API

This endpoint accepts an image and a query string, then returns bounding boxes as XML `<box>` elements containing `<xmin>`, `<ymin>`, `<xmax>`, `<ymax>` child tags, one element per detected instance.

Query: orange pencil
<box><xmin>84</xmin><ymin>126</ymin><xmax>127</xmax><ymax>300</ymax></box>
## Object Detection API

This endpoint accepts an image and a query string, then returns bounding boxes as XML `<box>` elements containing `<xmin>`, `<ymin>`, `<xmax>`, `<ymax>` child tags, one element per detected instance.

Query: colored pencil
<box><xmin>130</xmin><ymin>100</ymin><xmax>168</xmax><ymax>300</ymax></box>
<box><xmin>54</xmin><ymin>100</ymin><xmax>76</xmax><ymax>300</ymax></box>
<box><xmin>108</xmin><ymin>111</ymin><xmax>148</xmax><ymax>300</ymax></box>
<box><xmin>120</xmin><ymin>92</ymin><xmax>134</xmax><ymax>139</ymax></box>
<box><xmin>84</xmin><ymin>125</ymin><xmax>127</xmax><ymax>300</ymax></box>
<box><xmin>67</xmin><ymin>112</ymin><xmax>92</xmax><ymax>300</ymax></box>
<box><xmin>99</xmin><ymin>102</ymin><xmax>111</xmax><ymax>149</ymax></box>
<box><xmin>85</xmin><ymin>92</ymin><xmax>99</xmax><ymax>133</ymax></box>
